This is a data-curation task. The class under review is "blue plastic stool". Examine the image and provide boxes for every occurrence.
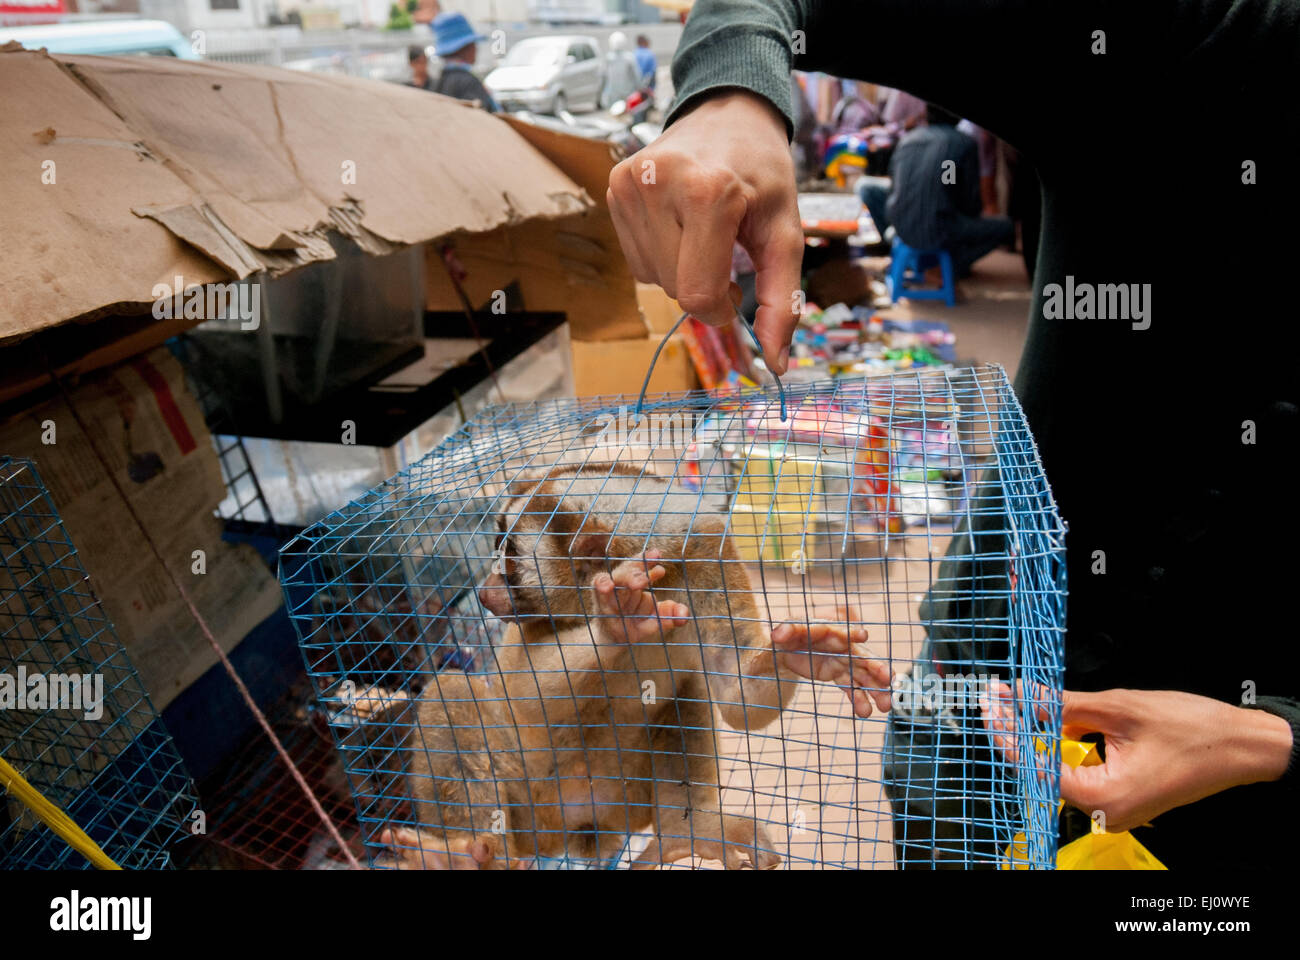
[886,237,957,307]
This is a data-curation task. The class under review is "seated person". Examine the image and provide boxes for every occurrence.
[860,102,1013,277]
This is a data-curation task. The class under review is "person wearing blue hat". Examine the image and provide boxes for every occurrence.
[431,11,498,113]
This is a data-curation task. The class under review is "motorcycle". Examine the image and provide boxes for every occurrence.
[608,88,660,153]
[508,88,661,155]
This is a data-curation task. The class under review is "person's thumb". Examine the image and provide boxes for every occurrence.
[1059,755,1111,814]
[1060,688,1122,735]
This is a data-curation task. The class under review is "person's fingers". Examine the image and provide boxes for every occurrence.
[642,213,684,299]
[748,217,805,376]
[614,157,686,295]
[981,680,1014,716]
[607,181,655,283]
[675,177,748,328]
[979,683,1019,761]
[1062,723,1101,742]
[1010,679,1059,725]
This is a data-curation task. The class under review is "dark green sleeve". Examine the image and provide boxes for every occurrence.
[668,0,1299,150]
[1249,697,1300,788]
[665,0,804,135]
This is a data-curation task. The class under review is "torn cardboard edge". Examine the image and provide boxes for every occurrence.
[1,46,594,341]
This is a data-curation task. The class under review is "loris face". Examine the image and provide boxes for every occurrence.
[477,492,612,625]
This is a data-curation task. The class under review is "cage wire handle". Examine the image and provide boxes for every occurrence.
[634,308,788,422]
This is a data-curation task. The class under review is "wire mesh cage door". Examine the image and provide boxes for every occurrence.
[282,364,1066,870]
[0,458,199,869]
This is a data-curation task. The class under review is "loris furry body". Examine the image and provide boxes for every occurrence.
[388,462,889,869]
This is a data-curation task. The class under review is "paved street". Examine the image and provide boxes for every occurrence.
[204,20,683,109]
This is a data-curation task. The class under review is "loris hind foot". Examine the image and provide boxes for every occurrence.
[631,811,780,870]
[378,826,510,870]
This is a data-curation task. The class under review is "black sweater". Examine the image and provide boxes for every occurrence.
[668,0,1300,868]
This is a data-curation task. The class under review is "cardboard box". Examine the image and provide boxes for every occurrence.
[501,116,647,342]
[571,334,697,399]
[637,282,685,336]
[422,120,647,344]
[0,47,681,405]
[0,46,593,389]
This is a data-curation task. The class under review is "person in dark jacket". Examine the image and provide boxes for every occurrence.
[606,0,1298,870]
[860,102,1014,276]
[430,11,498,113]
[889,103,1012,275]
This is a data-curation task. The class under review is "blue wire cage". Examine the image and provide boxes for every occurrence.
[281,364,1066,870]
[0,457,199,869]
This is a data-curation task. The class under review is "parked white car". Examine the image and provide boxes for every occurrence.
[485,35,603,115]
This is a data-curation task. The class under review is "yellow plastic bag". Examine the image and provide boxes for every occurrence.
[1001,738,1167,870]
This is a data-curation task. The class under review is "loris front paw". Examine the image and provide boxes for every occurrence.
[771,621,894,719]
[591,550,691,645]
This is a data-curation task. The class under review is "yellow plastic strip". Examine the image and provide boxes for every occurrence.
[0,754,121,870]
[1002,738,1166,870]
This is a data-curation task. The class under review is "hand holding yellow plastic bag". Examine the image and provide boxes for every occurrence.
[1002,738,1166,870]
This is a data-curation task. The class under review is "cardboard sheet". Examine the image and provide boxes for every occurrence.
[422,119,646,342]
[0,48,226,340]
[571,334,696,398]
[0,46,592,341]
[499,116,646,341]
